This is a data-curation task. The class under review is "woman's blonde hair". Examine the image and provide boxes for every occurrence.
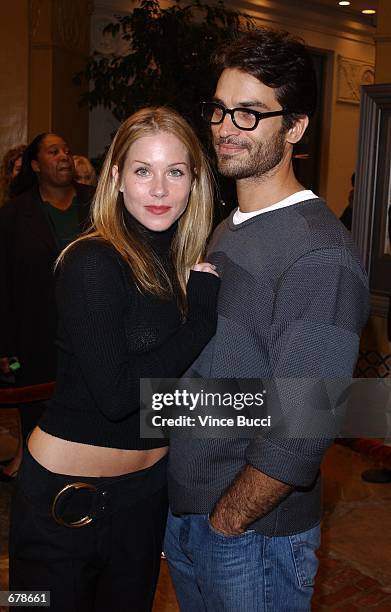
[60,107,214,315]
[73,155,97,186]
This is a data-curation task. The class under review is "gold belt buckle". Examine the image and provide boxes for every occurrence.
[51,482,98,528]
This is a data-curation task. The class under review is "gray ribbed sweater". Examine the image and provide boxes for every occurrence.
[168,198,369,536]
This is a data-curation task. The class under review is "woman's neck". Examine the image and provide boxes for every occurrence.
[123,209,177,256]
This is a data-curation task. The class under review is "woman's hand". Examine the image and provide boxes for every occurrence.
[191,262,219,277]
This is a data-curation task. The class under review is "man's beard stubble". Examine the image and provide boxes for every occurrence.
[214,127,286,180]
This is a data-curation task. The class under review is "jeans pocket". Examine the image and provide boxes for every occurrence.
[288,524,321,587]
[206,515,255,540]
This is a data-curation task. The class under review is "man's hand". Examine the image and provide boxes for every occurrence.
[209,504,246,536]
[209,464,292,536]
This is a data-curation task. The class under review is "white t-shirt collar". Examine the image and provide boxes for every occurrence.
[232,190,318,225]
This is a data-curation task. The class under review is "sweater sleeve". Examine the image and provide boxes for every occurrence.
[245,248,369,487]
[57,240,219,422]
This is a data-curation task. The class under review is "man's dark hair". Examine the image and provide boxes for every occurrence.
[213,28,317,129]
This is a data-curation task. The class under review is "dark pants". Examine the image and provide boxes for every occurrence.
[9,449,168,612]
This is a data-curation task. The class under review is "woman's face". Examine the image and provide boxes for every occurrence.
[32,134,74,188]
[75,164,94,186]
[11,156,23,179]
[113,132,193,232]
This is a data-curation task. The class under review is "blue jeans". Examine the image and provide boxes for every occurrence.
[164,511,320,612]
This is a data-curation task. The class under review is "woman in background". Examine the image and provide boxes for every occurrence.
[0,144,26,206]
[73,154,97,186]
[10,107,219,612]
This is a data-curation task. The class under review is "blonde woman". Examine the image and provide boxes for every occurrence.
[10,107,219,612]
[73,154,97,186]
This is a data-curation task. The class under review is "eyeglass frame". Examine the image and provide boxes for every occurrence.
[200,101,292,131]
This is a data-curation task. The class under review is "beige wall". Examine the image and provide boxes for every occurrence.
[0,1,29,161]
[327,105,359,210]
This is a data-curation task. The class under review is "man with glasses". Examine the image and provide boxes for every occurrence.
[165,28,369,611]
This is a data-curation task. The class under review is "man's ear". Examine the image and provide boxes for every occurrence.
[112,165,123,192]
[285,115,309,145]
[31,159,40,173]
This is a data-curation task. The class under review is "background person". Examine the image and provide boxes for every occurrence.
[73,154,97,186]
[0,144,26,206]
[0,133,94,479]
[9,107,219,612]
[340,172,355,231]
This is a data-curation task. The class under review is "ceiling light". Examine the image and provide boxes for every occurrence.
[338,1,350,6]
[362,9,376,14]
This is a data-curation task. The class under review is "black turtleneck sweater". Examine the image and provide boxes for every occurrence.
[39,216,219,449]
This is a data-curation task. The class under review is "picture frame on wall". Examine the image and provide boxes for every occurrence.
[353,83,391,317]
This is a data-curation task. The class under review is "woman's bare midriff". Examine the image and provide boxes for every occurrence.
[27,427,168,477]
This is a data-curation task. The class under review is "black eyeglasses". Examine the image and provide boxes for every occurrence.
[200,101,291,131]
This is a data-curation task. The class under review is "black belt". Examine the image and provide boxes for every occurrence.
[21,449,167,529]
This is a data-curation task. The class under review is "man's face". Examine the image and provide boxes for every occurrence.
[212,68,288,180]
[32,134,75,188]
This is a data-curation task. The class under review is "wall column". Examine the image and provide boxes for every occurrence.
[0,1,29,160]
[29,0,91,154]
